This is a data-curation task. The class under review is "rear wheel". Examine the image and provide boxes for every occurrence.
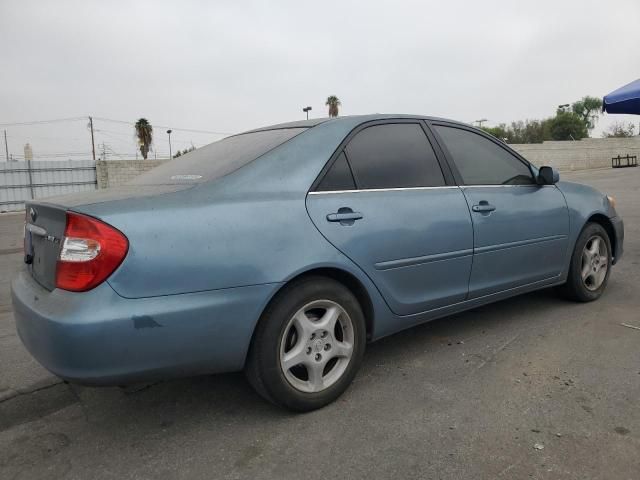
[245,276,366,412]
[560,223,612,302]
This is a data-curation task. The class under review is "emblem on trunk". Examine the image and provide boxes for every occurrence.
[170,174,202,180]
[29,207,37,222]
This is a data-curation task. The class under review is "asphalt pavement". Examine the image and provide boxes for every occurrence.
[0,167,638,480]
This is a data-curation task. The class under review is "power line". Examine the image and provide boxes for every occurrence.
[92,116,231,135]
[6,133,89,142]
[10,152,92,159]
[0,116,226,161]
[96,128,200,147]
[93,128,134,137]
[0,116,87,127]
[98,142,129,160]
[12,150,91,155]
[0,115,231,136]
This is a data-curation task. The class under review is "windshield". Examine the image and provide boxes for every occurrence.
[130,128,305,185]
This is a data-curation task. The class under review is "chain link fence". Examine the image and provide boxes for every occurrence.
[0,160,96,212]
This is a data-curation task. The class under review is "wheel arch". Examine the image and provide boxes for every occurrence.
[288,268,374,341]
[255,267,376,344]
[586,213,617,260]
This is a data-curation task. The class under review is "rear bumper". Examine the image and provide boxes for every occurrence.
[11,269,280,385]
[611,216,624,264]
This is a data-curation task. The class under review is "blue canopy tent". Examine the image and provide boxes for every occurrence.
[603,79,640,114]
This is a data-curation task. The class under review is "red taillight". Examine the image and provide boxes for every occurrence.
[55,212,128,292]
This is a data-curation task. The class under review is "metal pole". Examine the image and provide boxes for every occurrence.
[26,157,35,199]
[3,130,8,161]
[89,116,96,161]
[167,129,172,159]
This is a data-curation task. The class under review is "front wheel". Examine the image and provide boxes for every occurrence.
[559,223,612,302]
[245,276,366,412]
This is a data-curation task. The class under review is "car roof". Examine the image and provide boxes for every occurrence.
[239,114,471,135]
[241,118,331,134]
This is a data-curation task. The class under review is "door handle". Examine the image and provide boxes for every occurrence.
[472,201,496,213]
[326,207,363,225]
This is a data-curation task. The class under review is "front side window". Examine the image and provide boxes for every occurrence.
[344,123,445,189]
[433,126,535,185]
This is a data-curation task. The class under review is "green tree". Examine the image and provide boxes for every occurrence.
[480,123,507,140]
[325,95,341,117]
[482,119,552,144]
[173,146,196,159]
[481,125,509,140]
[571,96,602,131]
[134,118,153,160]
[548,111,588,141]
[507,119,552,144]
[478,95,602,144]
[603,121,636,138]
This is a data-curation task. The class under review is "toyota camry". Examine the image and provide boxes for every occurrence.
[12,115,624,411]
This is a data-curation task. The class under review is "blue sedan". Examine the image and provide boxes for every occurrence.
[12,115,624,411]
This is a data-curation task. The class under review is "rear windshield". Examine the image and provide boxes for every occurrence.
[130,128,305,185]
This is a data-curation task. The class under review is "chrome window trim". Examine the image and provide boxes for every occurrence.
[461,184,554,188]
[462,184,538,188]
[308,186,460,195]
[308,184,555,194]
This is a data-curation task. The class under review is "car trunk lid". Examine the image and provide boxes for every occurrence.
[24,202,67,291]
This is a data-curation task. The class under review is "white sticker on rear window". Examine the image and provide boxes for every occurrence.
[170,174,202,180]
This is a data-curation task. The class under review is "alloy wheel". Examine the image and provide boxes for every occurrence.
[279,300,355,393]
[580,235,609,291]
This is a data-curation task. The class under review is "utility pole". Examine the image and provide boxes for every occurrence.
[167,129,172,160]
[3,130,8,162]
[88,116,96,161]
[474,118,488,128]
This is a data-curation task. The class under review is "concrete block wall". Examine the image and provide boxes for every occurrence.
[96,160,166,189]
[92,137,640,189]
[510,137,640,171]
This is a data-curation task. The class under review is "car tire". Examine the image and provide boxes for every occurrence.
[559,222,612,302]
[245,276,366,412]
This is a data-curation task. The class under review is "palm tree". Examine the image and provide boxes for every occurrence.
[325,96,341,118]
[134,118,153,160]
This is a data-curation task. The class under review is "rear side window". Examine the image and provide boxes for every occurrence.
[433,126,535,185]
[344,123,445,189]
[316,153,356,191]
[130,128,304,185]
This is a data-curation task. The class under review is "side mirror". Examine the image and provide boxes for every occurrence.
[538,166,559,185]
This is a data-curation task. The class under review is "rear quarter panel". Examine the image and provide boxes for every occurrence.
[86,192,347,298]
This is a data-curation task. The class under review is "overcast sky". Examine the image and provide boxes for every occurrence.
[1,0,639,160]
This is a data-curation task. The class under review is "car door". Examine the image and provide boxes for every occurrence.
[306,120,474,316]
[430,122,570,298]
